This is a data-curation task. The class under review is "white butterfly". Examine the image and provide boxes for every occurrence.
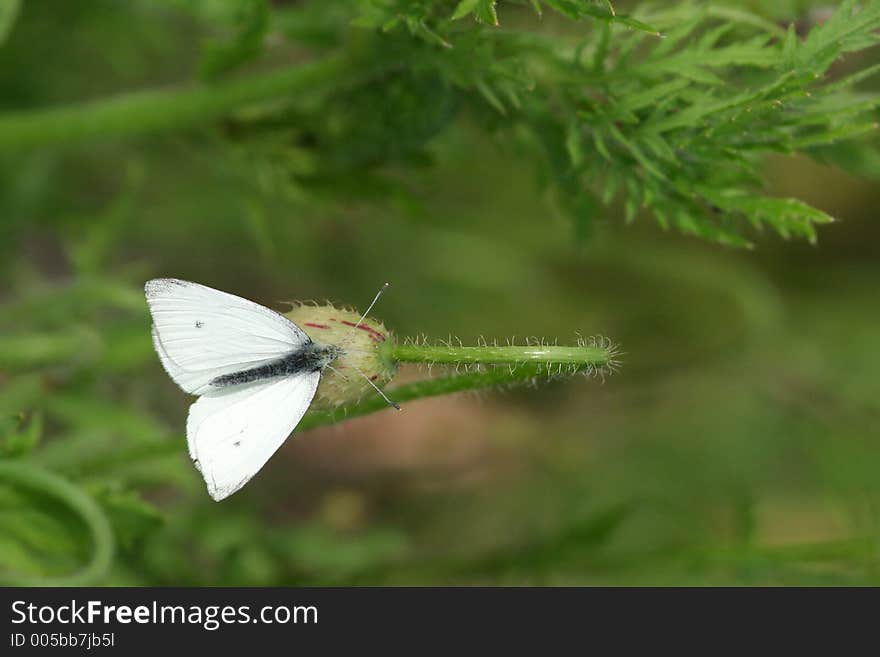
[145,278,394,501]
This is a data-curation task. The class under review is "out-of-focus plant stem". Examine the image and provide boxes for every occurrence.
[0,54,348,151]
[0,461,114,585]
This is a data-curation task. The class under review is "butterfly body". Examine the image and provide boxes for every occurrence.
[210,342,343,389]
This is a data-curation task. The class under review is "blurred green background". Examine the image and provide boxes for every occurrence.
[1,0,879,586]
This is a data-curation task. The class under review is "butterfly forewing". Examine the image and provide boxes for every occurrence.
[145,278,310,395]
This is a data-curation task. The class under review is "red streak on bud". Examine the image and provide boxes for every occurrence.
[341,320,385,342]
[304,322,330,329]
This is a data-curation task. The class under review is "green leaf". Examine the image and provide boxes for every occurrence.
[791,0,880,75]
[540,1,660,34]
[452,0,499,26]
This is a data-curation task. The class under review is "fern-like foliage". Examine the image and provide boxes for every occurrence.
[130,1,880,244]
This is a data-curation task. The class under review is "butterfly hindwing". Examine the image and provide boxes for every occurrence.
[186,371,321,501]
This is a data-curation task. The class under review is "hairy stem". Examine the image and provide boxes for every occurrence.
[388,342,613,367]
[302,338,616,430]
[301,363,557,430]
[0,55,347,150]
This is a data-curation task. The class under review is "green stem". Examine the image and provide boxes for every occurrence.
[388,342,613,366]
[0,461,114,586]
[301,363,547,430]
[302,339,616,430]
[0,55,347,150]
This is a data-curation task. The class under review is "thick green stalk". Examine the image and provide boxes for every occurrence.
[302,338,616,430]
[0,55,347,150]
[388,343,612,367]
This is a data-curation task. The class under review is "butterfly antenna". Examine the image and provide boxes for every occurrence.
[352,364,401,411]
[354,282,390,329]
[334,282,399,410]
[326,363,401,411]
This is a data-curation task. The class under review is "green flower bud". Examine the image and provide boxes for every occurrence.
[284,303,397,409]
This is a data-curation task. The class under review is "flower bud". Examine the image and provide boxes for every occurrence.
[284,302,396,409]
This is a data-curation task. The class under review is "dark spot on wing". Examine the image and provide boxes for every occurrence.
[233,440,241,447]
[195,320,204,328]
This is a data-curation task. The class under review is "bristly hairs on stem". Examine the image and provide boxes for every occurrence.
[300,333,619,430]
